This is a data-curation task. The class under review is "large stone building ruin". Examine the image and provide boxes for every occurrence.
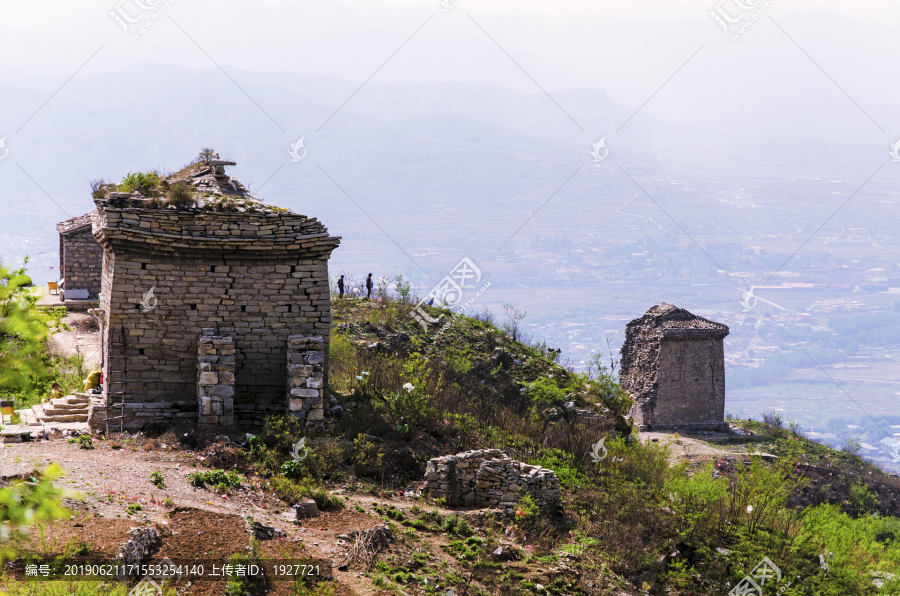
[57,213,103,300]
[70,154,339,431]
[619,303,729,432]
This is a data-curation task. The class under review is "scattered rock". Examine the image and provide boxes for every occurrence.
[294,500,319,519]
[247,519,285,540]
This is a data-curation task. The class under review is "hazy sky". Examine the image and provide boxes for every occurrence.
[2,0,899,134]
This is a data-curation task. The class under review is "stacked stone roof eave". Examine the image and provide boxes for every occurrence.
[90,201,341,259]
[631,302,729,340]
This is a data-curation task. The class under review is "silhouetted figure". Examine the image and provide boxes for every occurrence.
[366,273,373,299]
[337,274,345,299]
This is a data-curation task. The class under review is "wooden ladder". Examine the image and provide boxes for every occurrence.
[105,324,128,435]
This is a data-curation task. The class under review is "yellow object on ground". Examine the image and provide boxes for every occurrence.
[84,371,101,390]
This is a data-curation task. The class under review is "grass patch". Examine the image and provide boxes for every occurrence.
[187,469,242,490]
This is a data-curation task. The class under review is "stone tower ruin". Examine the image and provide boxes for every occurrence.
[619,303,729,432]
[88,155,340,431]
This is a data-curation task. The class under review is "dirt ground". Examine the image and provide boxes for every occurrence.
[640,429,757,466]
[47,312,101,369]
[0,435,457,596]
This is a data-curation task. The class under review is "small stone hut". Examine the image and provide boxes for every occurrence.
[57,212,103,299]
[424,449,561,513]
[619,303,729,432]
[89,155,340,430]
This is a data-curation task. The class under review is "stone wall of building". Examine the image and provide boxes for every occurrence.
[286,334,325,425]
[58,213,103,298]
[655,337,726,429]
[198,331,236,427]
[424,450,561,513]
[92,191,340,431]
[620,303,729,431]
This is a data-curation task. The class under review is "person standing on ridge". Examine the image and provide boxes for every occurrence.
[337,274,345,299]
[366,273,373,299]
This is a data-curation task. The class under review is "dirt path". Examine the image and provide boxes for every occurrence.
[47,312,101,369]
[640,429,756,466]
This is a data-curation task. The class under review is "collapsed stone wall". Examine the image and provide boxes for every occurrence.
[619,313,663,428]
[92,191,340,431]
[286,334,325,424]
[198,331,236,427]
[424,450,561,513]
[58,215,103,297]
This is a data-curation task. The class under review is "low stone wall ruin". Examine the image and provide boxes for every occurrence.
[425,449,561,513]
[286,334,326,424]
[198,331,236,427]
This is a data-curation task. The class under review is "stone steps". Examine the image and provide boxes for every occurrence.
[17,408,40,427]
[28,405,89,423]
[18,394,91,425]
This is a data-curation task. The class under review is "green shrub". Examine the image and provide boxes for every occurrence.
[188,469,242,490]
[150,471,165,488]
[77,435,93,450]
[442,514,473,537]
[528,449,585,490]
[513,494,539,524]
[118,171,159,195]
[281,459,304,480]
[524,378,566,409]
[351,434,384,477]
[125,503,142,514]
[247,434,265,455]
[267,477,343,511]
[849,481,878,513]
[0,465,70,563]
[165,182,194,208]
[1,259,69,405]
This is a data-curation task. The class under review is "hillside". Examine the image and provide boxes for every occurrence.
[0,294,898,595]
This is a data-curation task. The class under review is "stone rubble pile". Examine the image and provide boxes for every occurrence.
[475,457,561,512]
[246,519,286,540]
[287,334,326,425]
[198,331,236,427]
[425,449,504,507]
[425,449,561,514]
[116,526,160,570]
